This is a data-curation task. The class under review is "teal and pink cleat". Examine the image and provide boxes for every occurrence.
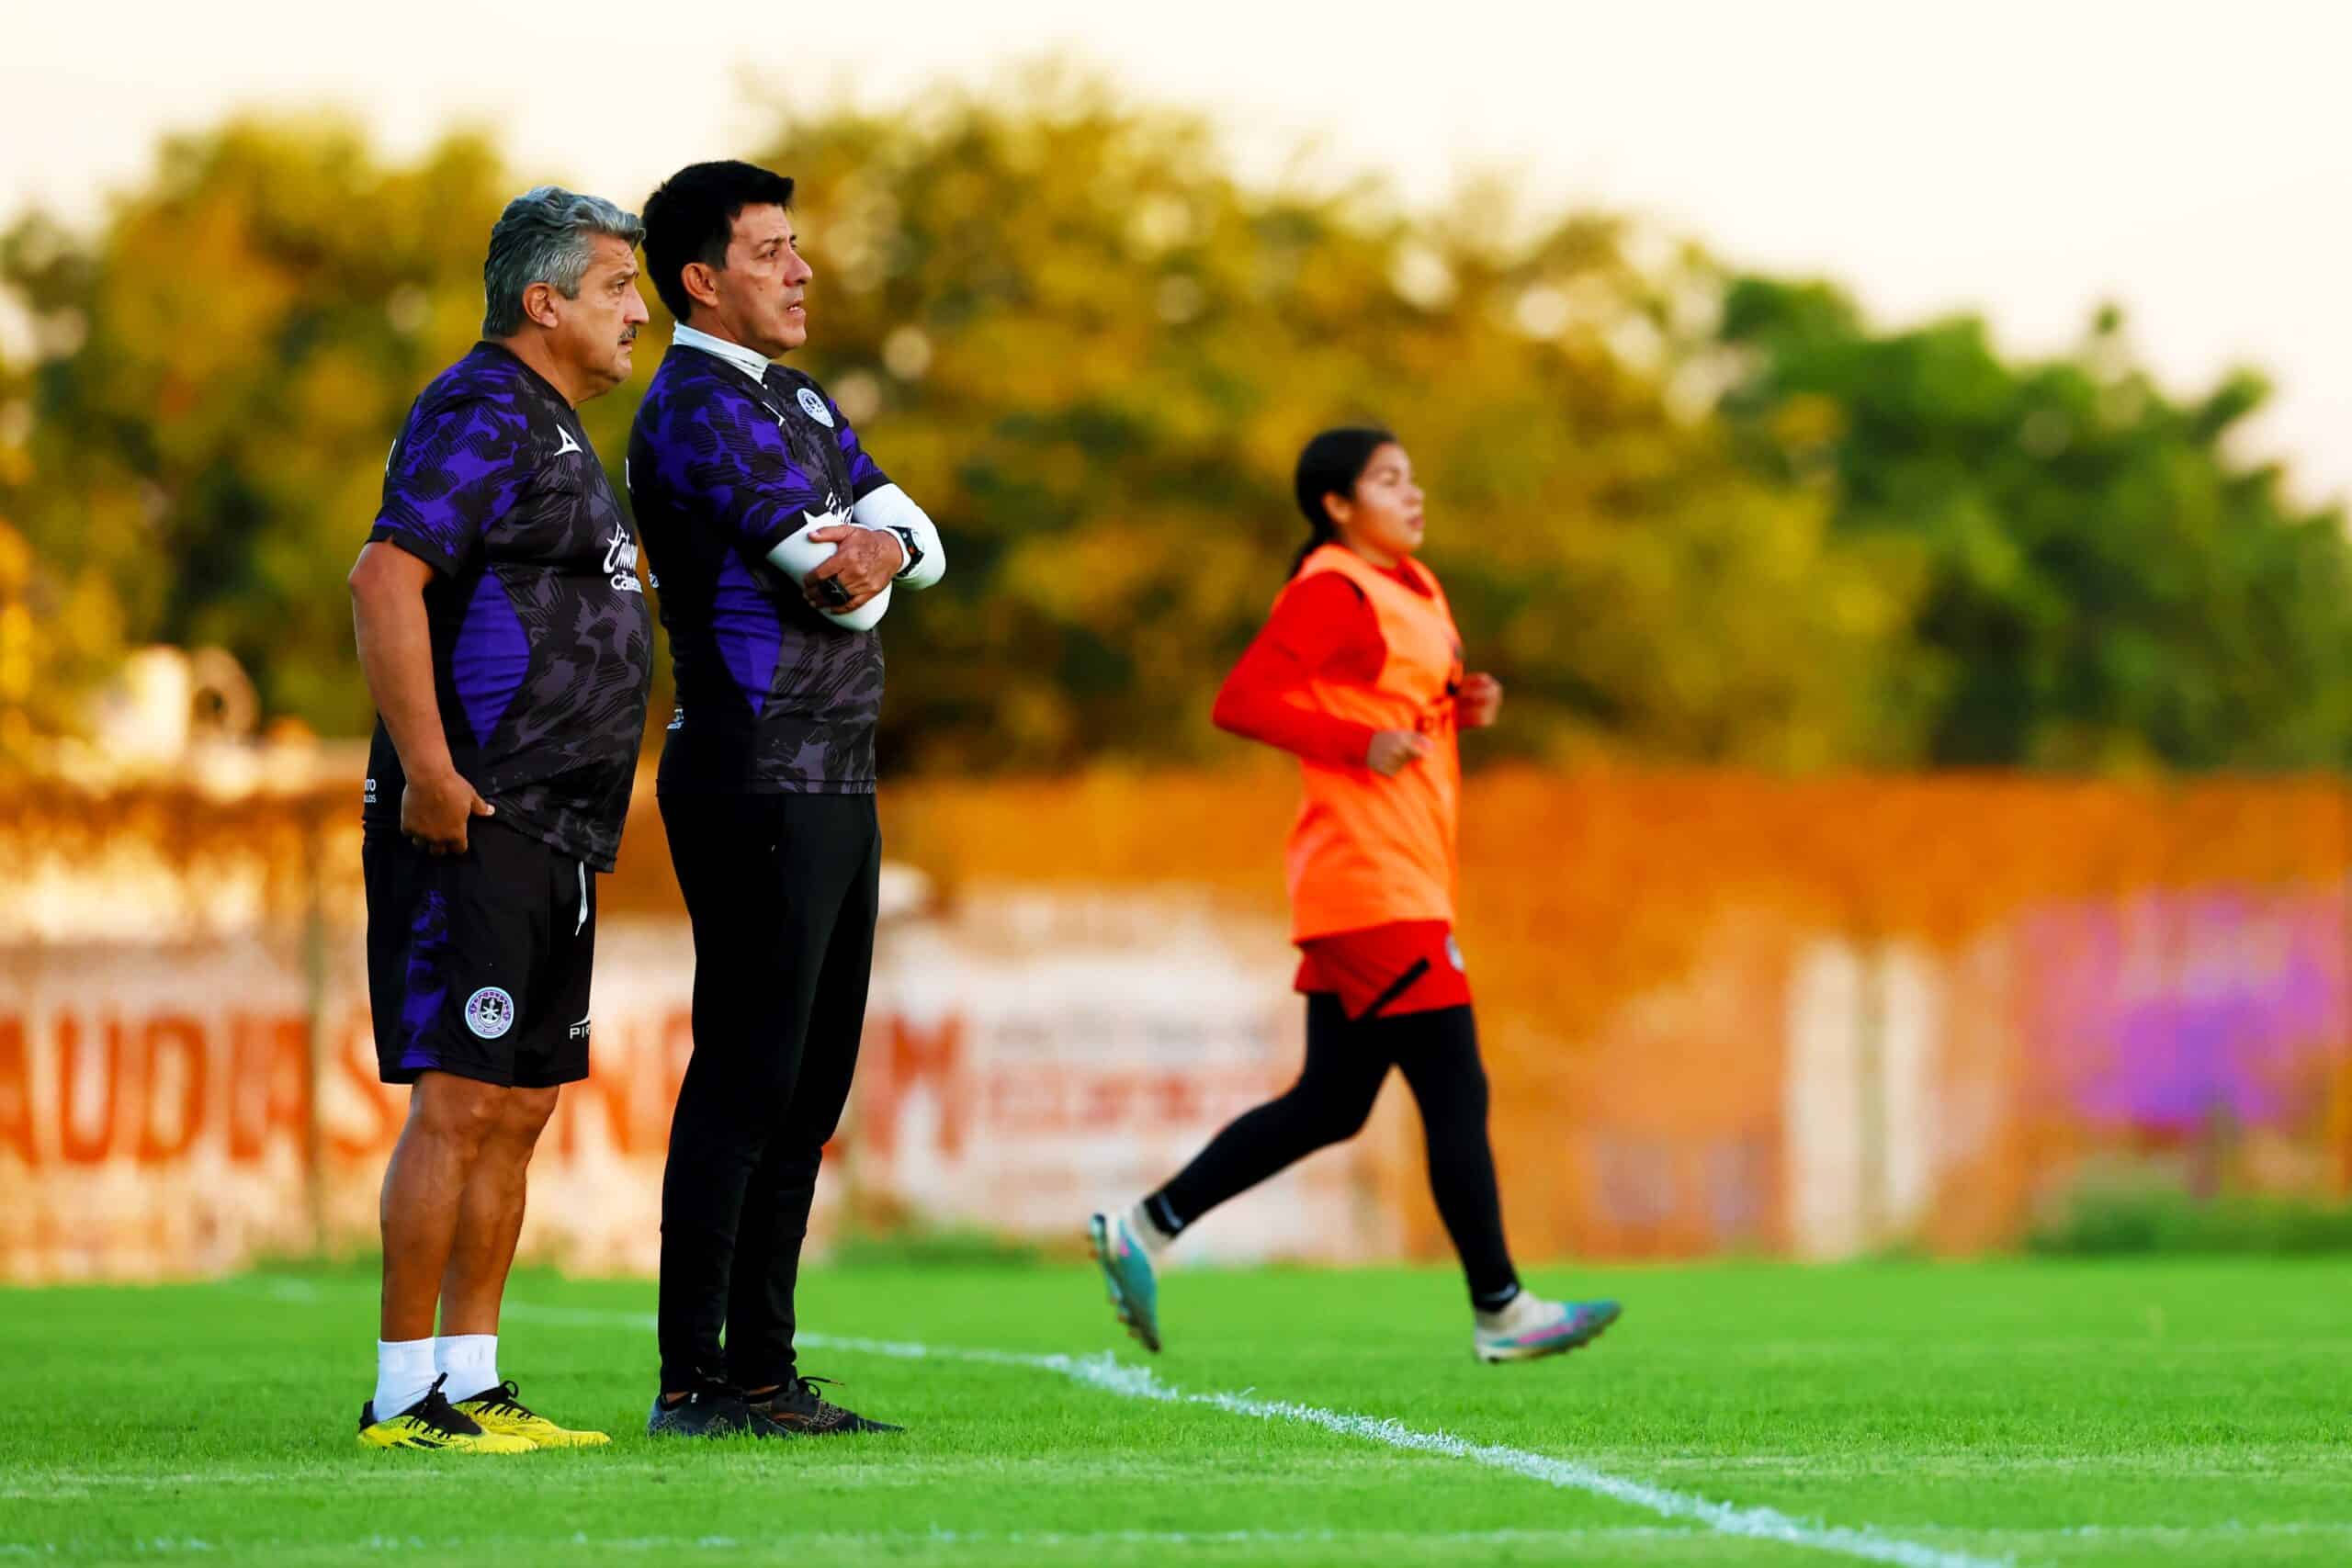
[1087,1211,1162,1353]
[1473,1296,1622,1364]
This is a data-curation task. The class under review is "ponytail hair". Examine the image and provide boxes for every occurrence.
[1287,425,1396,578]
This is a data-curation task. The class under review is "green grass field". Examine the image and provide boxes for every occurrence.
[4,1258,2347,1566]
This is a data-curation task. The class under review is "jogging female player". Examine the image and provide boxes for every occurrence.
[1089,428,1622,1364]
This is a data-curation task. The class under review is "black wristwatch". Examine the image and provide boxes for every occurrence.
[888,525,923,580]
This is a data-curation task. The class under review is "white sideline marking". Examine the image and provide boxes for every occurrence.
[21,1528,2352,1562]
[503,1303,2008,1568]
[0,1529,1702,1557]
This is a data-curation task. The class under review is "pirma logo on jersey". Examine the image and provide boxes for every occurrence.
[603,525,643,592]
[464,987,516,1040]
[796,387,834,427]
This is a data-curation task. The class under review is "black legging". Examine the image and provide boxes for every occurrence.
[1148,996,1521,1308]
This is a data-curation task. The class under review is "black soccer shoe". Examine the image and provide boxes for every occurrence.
[645,1387,754,1439]
[748,1374,903,1436]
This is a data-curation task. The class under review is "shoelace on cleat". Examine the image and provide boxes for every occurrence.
[405,1375,489,1438]
[762,1374,860,1431]
[462,1380,540,1421]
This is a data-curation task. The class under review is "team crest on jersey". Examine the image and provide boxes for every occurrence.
[464,987,516,1040]
[796,387,834,427]
[1446,935,1466,972]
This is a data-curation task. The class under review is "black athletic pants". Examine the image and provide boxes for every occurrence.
[656,791,879,1393]
[1148,996,1521,1308]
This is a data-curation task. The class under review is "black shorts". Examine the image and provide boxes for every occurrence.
[363,820,596,1089]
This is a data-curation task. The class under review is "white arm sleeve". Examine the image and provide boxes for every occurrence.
[850,483,946,591]
[765,513,893,632]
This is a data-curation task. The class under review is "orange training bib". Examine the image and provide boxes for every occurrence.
[1279,543,1464,942]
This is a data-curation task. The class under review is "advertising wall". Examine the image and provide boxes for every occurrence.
[6,769,2348,1280]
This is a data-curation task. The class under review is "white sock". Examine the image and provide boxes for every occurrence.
[1476,1289,1546,1334]
[1124,1201,1176,1258]
[435,1334,499,1402]
[373,1337,438,1421]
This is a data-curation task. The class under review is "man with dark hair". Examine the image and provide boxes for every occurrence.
[629,159,944,1438]
[349,186,653,1452]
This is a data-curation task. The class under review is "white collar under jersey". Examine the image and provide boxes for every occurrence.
[670,322,772,384]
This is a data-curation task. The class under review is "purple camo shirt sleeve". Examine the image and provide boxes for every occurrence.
[647,378,831,549]
[828,398,892,502]
[369,395,536,575]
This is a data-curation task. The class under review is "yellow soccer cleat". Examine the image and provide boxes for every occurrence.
[452,1381,612,1448]
[358,1374,536,1453]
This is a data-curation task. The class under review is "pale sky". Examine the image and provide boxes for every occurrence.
[7,0,2347,505]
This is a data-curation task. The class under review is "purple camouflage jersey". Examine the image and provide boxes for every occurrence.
[361,342,654,870]
[628,346,893,794]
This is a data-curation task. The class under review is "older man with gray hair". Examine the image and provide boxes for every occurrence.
[347,186,653,1453]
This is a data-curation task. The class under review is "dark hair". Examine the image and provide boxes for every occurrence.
[1288,426,1397,576]
[640,161,797,324]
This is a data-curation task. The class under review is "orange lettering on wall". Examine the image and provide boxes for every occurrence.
[575,1027,641,1157]
[1150,1072,1204,1124]
[227,1015,267,1162]
[0,1016,33,1165]
[137,1014,209,1165]
[329,1019,403,1161]
[550,1078,582,1158]
[659,1009,694,1105]
[56,1014,128,1165]
[227,1014,311,1163]
[856,1015,967,1159]
[552,1013,688,1160]
[1079,1073,1141,1126]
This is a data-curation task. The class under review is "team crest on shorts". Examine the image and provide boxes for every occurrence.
[465,987,516,1040]
[796,387,834,427]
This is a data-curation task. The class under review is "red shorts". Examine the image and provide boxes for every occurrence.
[1295,919,1471,1021]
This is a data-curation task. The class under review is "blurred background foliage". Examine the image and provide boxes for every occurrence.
[1,65,2342,774]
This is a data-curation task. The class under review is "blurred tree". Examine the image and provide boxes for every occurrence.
[0,119,520,739]
[14,74,2337,779]
[2,81,1901,772]
[753,65,1907,773]
[1717,278,2352,769]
